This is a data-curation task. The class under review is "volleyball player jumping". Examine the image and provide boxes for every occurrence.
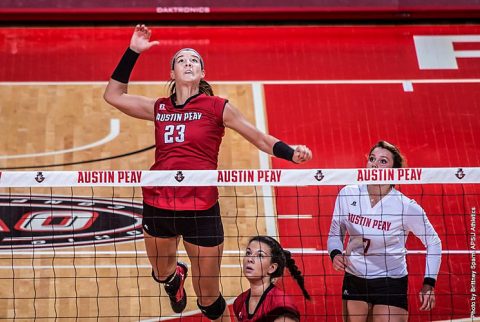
[104,25,312,321]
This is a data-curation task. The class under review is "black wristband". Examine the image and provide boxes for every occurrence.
[111,48,139,84]
[423,277,436,288]
[329,249,342,262]
[273,141,295,161]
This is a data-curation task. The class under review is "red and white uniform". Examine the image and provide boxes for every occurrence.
[233,285,300,322]
[142,93,227,210]
[327,185,442,280]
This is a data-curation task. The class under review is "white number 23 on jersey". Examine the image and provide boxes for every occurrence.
[164,124,186,143]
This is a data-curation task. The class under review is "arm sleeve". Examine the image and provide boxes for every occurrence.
[406,201,442,281]
[328,188,347,256]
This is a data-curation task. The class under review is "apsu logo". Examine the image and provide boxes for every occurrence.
[314,170,324,181]
[35,172,45,183]
[0,195,143,250]
[455,168,465,180]
[175,170,185,182]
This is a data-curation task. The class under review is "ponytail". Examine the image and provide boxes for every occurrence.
[199,79,214,96]
[283,250,311,300]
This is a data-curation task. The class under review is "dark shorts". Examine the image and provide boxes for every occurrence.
[142,202,224,247]
[342,272,408,311]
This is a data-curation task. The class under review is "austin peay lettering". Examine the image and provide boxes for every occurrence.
[156,112,203,122]
[77,171,142,184]
[357,168,422,181]
[348,213,392,231]
[217,170,282,183]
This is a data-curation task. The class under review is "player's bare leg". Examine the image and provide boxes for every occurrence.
[372,305,408,322]
[343,300,370,322]
[184,241,229,321]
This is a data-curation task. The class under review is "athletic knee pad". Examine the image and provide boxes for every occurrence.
[197,294,226,320]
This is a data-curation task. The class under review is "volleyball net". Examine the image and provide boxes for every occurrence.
[0,168,478,321]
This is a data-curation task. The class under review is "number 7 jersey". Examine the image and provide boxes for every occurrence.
[142,93,228,211]
[327,184,442,280]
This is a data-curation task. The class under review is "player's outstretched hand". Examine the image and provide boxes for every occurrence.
[292,145,312,164]
[130,24,159,54]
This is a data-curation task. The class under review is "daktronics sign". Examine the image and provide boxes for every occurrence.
[0,195,143,249]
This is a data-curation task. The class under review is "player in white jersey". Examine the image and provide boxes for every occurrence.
[327,141,442,322]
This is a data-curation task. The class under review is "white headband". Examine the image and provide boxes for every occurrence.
[171,48,204,70]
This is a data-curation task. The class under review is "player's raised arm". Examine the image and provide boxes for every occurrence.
[104,24,160,121]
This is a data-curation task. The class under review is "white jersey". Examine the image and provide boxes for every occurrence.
[327,185,442,280]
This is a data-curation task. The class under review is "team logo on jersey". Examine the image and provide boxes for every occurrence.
[455,168,465,179]
[159,103,166,110]
[314,170,324,181]
[0,195,143,250]
[175,171,185,182]
[35,172,45,183]
[351,201,357,206]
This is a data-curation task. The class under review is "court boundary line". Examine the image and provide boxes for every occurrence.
[435,318,480,322]
[252,81,277,237]
[0,264,242,269]
[278,214,313,219]
[0,249,470,256]
[0,119,120,159]
[0,248,467,270]
[140,298,237,322]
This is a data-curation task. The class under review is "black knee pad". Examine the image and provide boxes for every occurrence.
[197,294,226,320]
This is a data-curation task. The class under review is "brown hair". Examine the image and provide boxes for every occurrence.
[169,48,213,97]
[249,236,311,300]
[369,140,406,168]
[168,79,213,97]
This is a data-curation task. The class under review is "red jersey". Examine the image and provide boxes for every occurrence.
[233,285,300,322]
[142,93,227,210]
